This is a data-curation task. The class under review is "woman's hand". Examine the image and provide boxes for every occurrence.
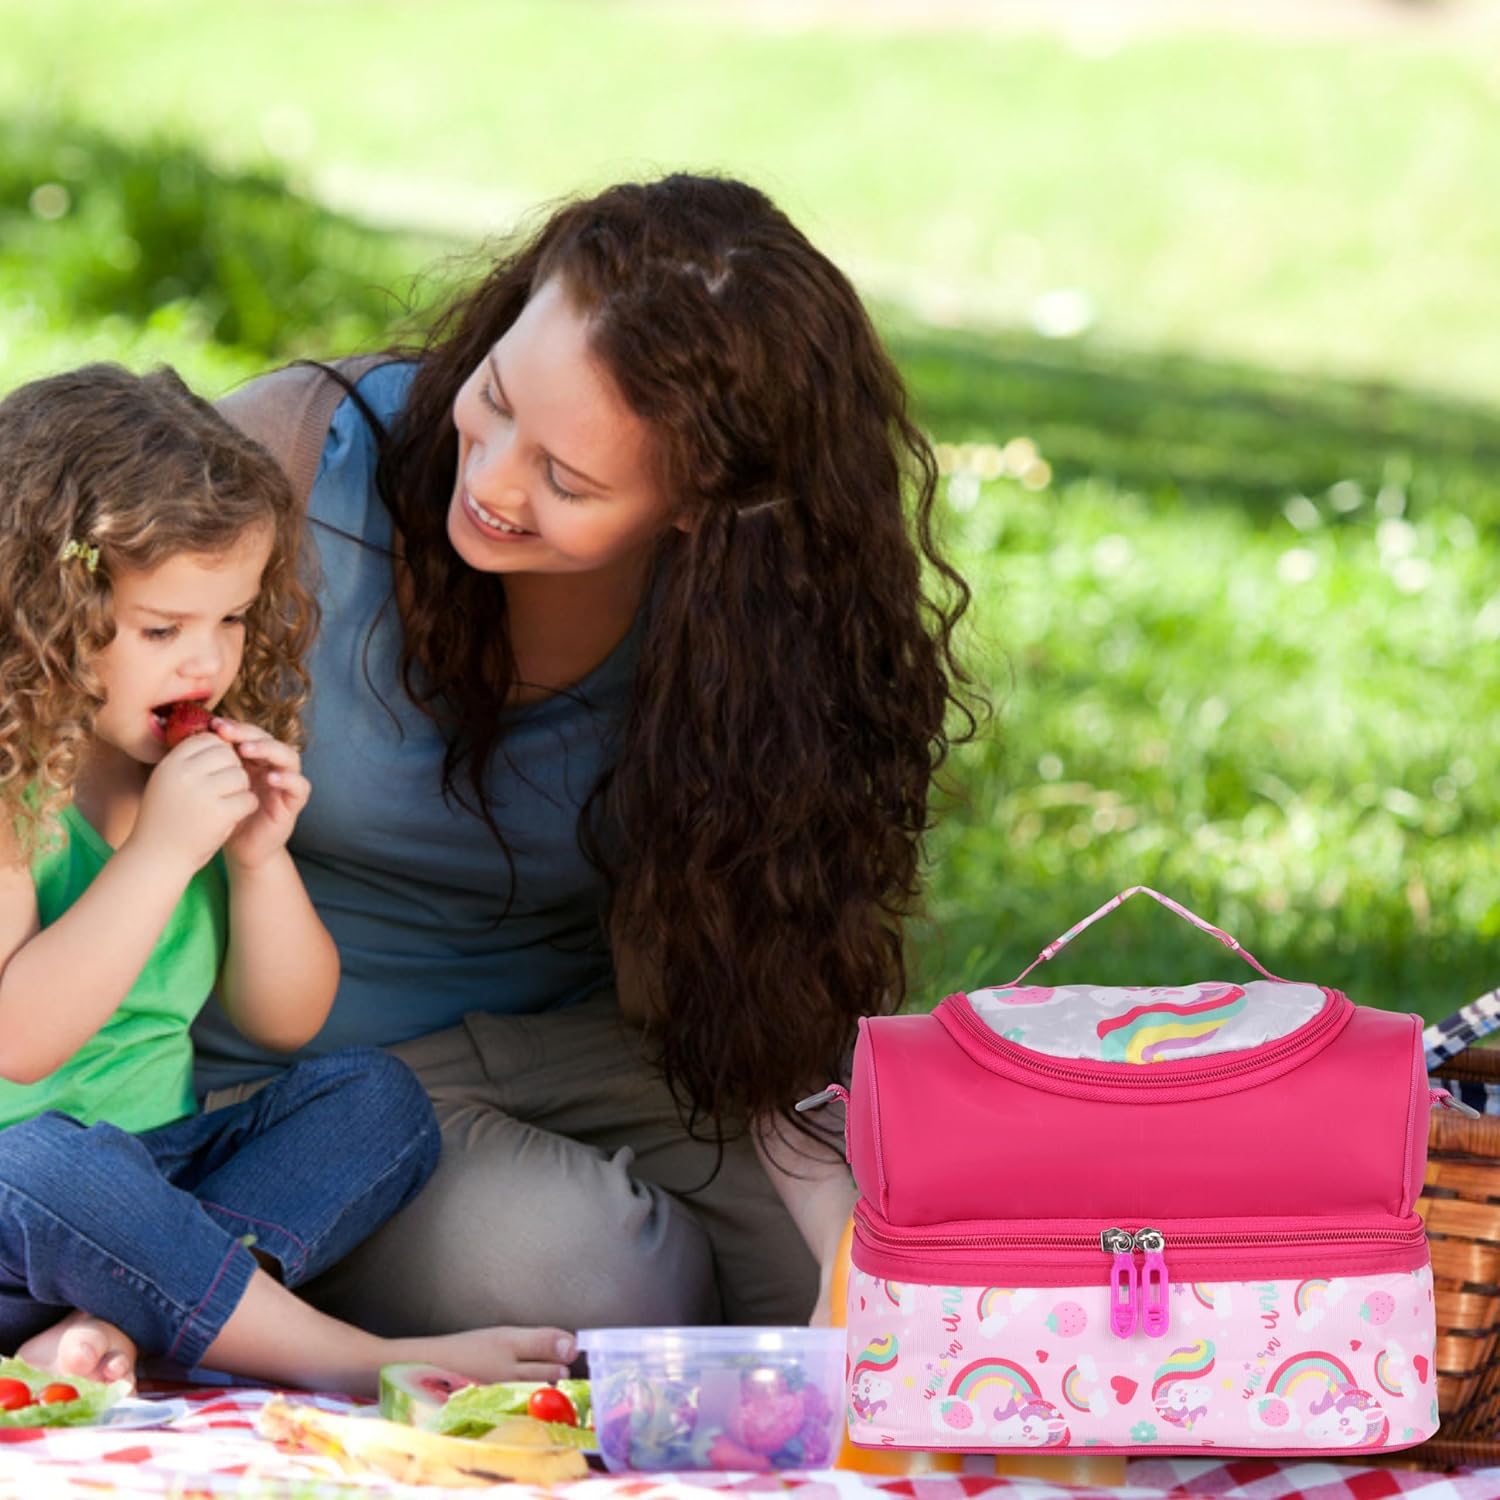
[211,717,312,870]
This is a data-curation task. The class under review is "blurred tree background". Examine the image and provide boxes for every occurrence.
[3,0,1498,1016]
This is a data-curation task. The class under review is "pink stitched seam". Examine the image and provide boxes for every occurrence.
[1400,1012,1420,1217]
[862,1020,890,1220]
[198,1201,310,1255]
[165,1243,244,1363]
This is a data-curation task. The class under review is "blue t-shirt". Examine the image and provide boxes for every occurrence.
[192,363,636,1092]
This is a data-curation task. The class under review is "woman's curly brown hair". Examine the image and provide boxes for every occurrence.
[378,174,976,1139]
[0,364,315,855]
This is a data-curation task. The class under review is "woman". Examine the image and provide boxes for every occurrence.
[195,173,973,1336]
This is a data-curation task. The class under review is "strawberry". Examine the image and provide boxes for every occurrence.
[162,701,214,748]
[1360,1292,1396,1325]
[1046,1301,1088,1337]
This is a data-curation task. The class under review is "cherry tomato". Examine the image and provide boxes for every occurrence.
[39,1384,79,1405]
[0,1378,33,1411]
[526,1386,578,1426]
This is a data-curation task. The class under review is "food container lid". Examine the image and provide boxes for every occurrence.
[578,1326,843,1356]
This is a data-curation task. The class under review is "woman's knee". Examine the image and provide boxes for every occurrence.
[542,1157,720,1327]
[305,1129,720,1334]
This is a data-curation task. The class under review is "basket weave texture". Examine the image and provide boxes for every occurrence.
[1409,1045,1500,1469]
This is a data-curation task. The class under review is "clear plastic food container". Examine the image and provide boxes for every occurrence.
[578,1326,844,1472]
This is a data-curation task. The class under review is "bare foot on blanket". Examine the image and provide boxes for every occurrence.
[389,1325,577,1385]
[16,1310,138,1388]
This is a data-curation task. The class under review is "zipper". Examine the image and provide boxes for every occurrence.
[1134,1227,1169,1338]
[854,1214,1428,1343]
[1102,1227,1137,1338]
[944,989,1346,1088]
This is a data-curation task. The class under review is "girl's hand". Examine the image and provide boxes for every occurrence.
[133,735,260,874]
[210,717,312,871]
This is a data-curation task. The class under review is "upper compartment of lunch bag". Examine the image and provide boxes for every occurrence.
[841,889,1429,1227]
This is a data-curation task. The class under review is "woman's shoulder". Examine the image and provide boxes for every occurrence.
[310,361,417,531]
[319,358,414,454]
[216,359,417,510]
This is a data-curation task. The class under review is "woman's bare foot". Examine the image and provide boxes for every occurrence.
[387,1325,577,1386]
[16,1310,137,1388]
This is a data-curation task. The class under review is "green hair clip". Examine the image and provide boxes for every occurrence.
[61,538,100,574]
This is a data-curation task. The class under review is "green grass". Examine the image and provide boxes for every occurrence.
[887,310,1500,1017]
[2,91,1498,1027]
[0,116,448,392]
[2,0,1499,401]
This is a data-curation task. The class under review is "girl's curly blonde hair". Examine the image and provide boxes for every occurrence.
[0,364,315,856]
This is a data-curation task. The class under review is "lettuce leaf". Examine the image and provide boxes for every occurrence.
[433,1379,592,1443]
[0,1357,130,1428]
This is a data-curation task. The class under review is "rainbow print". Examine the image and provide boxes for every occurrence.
[1061,1364,1094,1412]
[882,1281,909,1311]
[1191,1284,1217,1310]
[853,1334,899,1379]
[1267,1352,1355,1402]
[1095,984,1248,1062]
[1293,1279,1345,1326]
[976,1287,1034,1328]
[1294,1280,1331,1317]
[948,1356,1038,1408]
[1374,1350,1405,1397]
[1152,1339,1216,1393]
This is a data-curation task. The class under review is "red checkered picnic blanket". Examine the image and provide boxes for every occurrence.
[0,1385,1492,1499]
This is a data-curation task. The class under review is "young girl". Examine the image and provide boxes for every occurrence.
[0,365,574,1394]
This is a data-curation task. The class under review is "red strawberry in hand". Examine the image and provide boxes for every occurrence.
[162,701,214,749]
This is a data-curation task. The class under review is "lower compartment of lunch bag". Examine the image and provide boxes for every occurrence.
[844,1266,1438,1454]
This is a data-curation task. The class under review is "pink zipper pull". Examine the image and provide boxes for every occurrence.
[1134,1228,1170,1337]
[1102,1228,1137,1338]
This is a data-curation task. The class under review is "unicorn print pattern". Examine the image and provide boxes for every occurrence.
[845,1267,1436,1452]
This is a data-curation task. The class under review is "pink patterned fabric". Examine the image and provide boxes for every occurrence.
[845,1266,1438,1453]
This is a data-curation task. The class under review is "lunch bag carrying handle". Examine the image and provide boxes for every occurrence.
[1005,885,1289,986]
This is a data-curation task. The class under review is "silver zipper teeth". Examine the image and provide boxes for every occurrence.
[948,993,1343,1087]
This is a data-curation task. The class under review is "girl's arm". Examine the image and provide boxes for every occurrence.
[211,718,337,1051]
[0,835,196,1083]
[753,1114,857,1327]
[0,737,258,1084]
[217,846,338,1051]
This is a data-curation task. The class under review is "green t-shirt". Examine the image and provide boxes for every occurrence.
[0,802,229,1133]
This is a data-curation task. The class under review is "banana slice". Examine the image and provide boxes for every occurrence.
[258,1398,590,1487]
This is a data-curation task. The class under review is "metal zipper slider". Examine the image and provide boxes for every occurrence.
[794,1085,850,1113]
[1430,1086,1482,1120]
[1134,1227,1170,1338]
[1102,1227,1138,1338]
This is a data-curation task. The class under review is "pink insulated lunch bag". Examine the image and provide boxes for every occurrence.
[806,888,1447,1457]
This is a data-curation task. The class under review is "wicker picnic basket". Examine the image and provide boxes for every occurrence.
[1407,1043,1500,1469]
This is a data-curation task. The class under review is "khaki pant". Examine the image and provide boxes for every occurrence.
[205,995,818,1335]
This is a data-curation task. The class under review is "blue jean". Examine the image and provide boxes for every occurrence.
[0,1047,439,1368]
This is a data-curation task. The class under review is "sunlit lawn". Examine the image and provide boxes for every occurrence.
[3,6,1498,1021]
[3,0,1499,400]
